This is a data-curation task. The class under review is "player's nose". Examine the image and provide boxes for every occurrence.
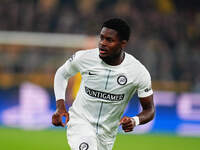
[99,38,107,47]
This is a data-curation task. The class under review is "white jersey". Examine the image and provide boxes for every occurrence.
[54,48,153,140]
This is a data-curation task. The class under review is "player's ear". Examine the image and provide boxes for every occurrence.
[121,40,128,49]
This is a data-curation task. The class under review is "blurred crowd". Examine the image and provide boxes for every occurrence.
[0,0,200,91]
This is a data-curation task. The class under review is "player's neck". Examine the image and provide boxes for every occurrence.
[101,52,125,66]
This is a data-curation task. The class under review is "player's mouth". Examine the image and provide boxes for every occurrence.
[99,48,108,55]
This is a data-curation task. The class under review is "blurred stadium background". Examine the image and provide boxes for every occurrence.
[0,0,200,150]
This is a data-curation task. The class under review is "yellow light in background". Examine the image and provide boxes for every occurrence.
[71,72,81,100]
[156,0,175,14]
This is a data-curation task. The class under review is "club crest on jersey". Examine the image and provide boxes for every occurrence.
[79,142,89,150]
[117,75,127,85]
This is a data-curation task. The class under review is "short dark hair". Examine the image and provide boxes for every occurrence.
[102,18,131,41]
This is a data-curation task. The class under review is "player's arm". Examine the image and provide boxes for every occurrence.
[52,54,79,127]
[120,95,155,132]
[137,95,155,124]
[120,67,155,132]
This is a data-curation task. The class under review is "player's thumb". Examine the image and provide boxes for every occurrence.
[64,113,69,125]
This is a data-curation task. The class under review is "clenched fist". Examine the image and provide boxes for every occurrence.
[52,109,69,127]
[119,116,136,132]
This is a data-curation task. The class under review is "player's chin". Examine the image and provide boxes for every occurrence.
[99,53,108,58]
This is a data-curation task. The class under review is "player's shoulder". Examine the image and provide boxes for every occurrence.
[75,48,98,56]
[71,48,99,67]
[125,52,143,68]
[125,52,150,74]
[74,48,98,59]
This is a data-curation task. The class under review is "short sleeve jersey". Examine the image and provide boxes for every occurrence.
[55,48,153,139]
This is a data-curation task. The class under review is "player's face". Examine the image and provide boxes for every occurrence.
[98,27,125,58]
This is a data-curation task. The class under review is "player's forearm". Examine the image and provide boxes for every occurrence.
[137,108,155,125]
[137,95,155,125]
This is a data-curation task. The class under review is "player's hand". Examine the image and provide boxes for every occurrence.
[52,109,69,127]
[119,116,135,132]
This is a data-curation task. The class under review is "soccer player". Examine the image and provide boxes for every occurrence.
[52,18,155,150]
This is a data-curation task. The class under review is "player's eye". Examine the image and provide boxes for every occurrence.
[100,35,104,40]
[107,38,113,42]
